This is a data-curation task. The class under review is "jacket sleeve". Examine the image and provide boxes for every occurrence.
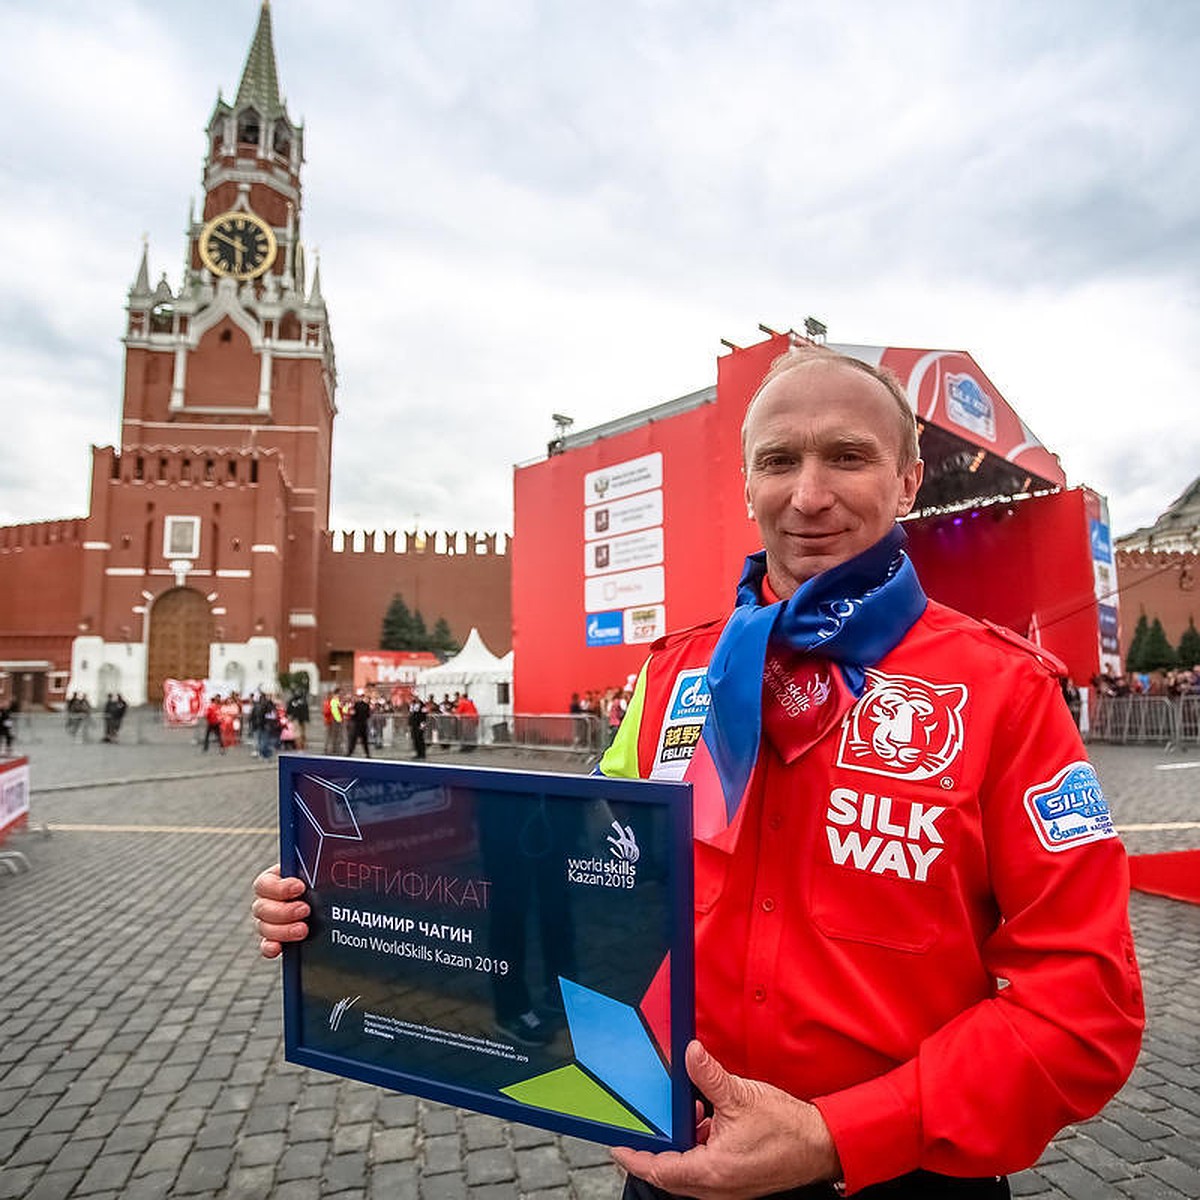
[814,666,1145,1192]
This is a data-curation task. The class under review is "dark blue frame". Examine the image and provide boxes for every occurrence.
[279,755,695,1152]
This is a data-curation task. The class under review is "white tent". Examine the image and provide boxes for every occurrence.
[416,628,512,715]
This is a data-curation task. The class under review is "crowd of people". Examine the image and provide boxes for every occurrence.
[319,687,481,758]
[1092,667,1200,697]
[568,685,632,746]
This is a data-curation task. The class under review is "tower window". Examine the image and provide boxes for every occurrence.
[150,303,173,333]
[238,110,261,147]
[220,328,232,344]
[273,125,291,159]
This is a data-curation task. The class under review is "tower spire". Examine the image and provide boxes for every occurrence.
[235,1,284,118]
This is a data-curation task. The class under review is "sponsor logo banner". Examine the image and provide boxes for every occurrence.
[584,453,663,507]
[1089,519,1114,564]
[585,528,665,577]
[1098,604,1120,655]
[1023,761,1115,852]
[945,373,996,442]
[624,605,665,645]
[837,670,967,781]
[586,610,624,647]
[584,566,665,612]
[585,492,664,542]
[649,669,711,780]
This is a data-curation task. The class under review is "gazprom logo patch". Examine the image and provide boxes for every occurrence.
[586,611,623,647]
[1023,761,1116,852]
[669,670,711,720]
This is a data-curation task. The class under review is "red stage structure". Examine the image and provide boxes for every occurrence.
[513,330,1119,712]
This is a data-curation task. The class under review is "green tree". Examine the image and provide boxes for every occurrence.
[278,669,310,695]
[432,617,459,657]
[1178,617,1200,669]
[1125,612,1149,672]
[381,594,417,650]
[412,608,429,647]
[1142,617,1177,672]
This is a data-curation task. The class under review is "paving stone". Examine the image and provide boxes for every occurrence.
[422,1132,463,1175]
[367,1160,419,1196]
[333,1120,372,1154]
[465,1144,516,1185]
[370,1124,417,1162]
[133,1135,192,1177]
[516,1144,571,1192]
[236,1129,286,1167]
[174,1146,235,1194]
[277,1141,328,1182]
[24,1169,89,1200]
[324,1150,369,1191]
[224,1163,277,1197]
[5,1128,71,1166]
[0,1165,43,1200]
[76,1150,139,1193]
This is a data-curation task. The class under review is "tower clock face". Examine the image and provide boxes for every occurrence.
[198,211,278,280]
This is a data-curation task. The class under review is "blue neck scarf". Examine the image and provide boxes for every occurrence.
[702,526,927,821]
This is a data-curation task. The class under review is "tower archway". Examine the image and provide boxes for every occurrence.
[147,587,213,704]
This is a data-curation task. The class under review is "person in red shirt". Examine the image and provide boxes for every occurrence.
[252,346,1143,1198]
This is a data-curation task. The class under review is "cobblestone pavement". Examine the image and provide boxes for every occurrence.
[1,720,1198,1199]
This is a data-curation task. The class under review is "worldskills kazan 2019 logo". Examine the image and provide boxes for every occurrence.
[566,820,640,890]
[837,670,967,782]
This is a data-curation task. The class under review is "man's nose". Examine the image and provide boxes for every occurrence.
[789,463,834,512]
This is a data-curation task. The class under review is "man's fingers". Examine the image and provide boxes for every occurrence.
[255,918,309,944]
[251,897,310,925]
[253,864,307,901]
[686,1040,739,1111]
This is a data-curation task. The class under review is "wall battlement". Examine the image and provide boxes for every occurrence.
[99,445,284,487]
[325,530,510,556]
[1117,548,1198,572]
[0,518,86,552]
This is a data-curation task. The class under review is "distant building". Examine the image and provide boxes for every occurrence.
[1115,476,1200,664]
[0,4,509,709]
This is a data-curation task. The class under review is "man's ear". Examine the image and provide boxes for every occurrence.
[896,459,924,517]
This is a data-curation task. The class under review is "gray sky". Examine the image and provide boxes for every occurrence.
[2,0,1196,538]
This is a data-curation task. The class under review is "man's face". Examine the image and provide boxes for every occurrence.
[743,360,924,598]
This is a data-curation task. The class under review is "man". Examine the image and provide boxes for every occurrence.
[407,694,428,760]
[253,346,1143,1197]
[345,689,372,757]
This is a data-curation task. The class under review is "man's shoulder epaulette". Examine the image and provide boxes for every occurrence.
[982,619,1067,678]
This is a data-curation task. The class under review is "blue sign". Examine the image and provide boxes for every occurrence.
[586,611,623,647]
[1098,604,1120,654]
[1090,519,1113,564]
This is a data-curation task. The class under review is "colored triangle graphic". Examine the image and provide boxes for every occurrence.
[501,1064,653,1135]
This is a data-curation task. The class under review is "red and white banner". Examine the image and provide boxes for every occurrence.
[163,678,206,726]
[0,756,30,845]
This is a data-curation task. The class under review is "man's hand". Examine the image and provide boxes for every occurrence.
[252,863,310,958]
[611,1041,841,1200]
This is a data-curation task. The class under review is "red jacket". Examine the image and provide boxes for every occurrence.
[600,599,1143,1193]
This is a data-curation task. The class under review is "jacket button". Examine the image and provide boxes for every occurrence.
[768,813,783,830]
[761,897,775,912]
[753,986,766,1002]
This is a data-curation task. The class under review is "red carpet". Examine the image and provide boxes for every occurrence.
[1129,850,1200,905]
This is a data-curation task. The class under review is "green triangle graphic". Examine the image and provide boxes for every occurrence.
[501,1064,653,1134]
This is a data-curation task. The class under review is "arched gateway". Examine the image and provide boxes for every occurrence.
[147,587,212,703]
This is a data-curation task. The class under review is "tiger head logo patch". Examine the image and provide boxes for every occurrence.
[837,669,967,781]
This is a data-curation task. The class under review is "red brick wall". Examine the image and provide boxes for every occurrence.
[318,532,511,657]
[1116,550,1200,662]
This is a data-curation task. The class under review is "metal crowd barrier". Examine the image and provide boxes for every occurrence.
[1086,695,1189,748]
[423,712,605,754]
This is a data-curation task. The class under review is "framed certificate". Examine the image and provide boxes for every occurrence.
[279,756,695,1152]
